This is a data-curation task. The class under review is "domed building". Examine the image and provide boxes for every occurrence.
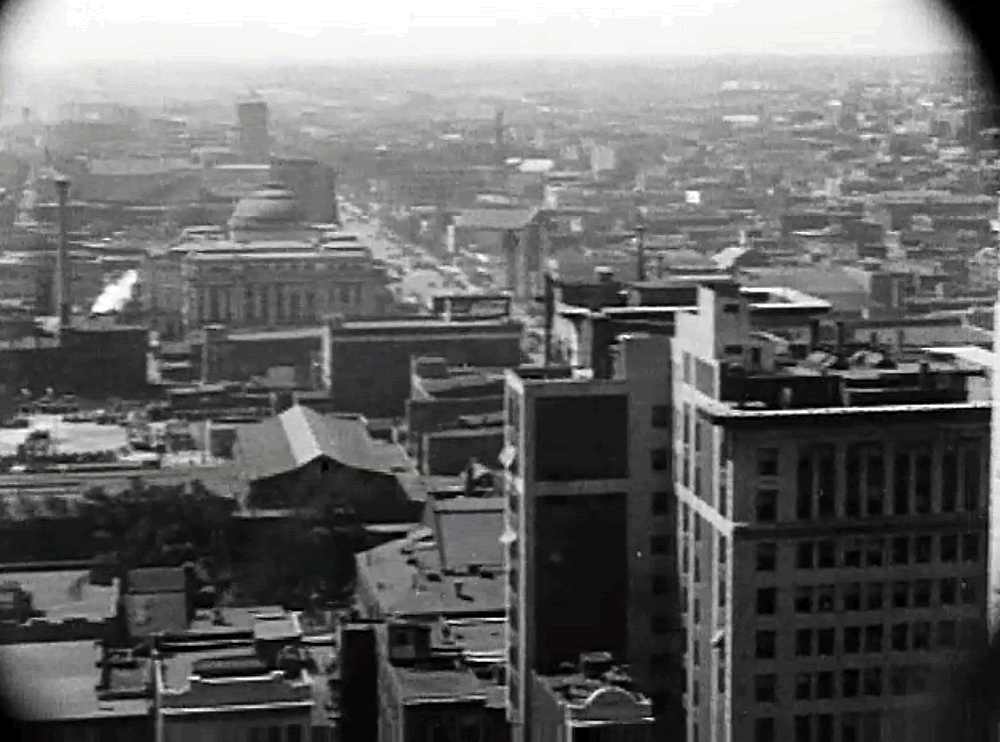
[228,183,318,243]
[173,181,394,334]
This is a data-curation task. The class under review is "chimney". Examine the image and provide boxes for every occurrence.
[54,177,71,325]
[635,224,646,282]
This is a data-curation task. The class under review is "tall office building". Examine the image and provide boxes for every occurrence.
[503,333,683,742]
[236,98,270,164]
[672,280,989,742]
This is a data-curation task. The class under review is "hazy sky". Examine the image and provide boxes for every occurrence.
[1,0,969,72]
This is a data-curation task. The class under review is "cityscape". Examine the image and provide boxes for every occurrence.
[0,3,997,742]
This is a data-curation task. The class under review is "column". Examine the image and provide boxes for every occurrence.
[230,286,242,325]
[268,284,279,324]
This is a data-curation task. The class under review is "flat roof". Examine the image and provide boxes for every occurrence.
[1,569,118,621]
[0,641,149,721]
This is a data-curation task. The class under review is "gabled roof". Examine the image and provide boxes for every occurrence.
[237,404,408,481]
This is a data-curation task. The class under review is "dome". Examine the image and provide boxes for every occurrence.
[229,183,299,228]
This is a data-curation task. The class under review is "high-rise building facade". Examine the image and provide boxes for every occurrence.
[672,280,990,742]
[503,334,684,742]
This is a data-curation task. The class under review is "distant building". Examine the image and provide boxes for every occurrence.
[236,99,271,164]
[235,403,422,523]
[153,608,331,742]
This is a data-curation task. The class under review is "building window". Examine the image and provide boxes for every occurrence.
[756,543,777,572]
[796,629,813,657]
[963,533,980,562]
[651,535,670,555]
[913,621,931,650]
[892,581,909,608]
[795,716,812,742]
[891,623,909,651]
[914,580,932,608]
[653,491,670,515]
[891,536,909,565]
[758,448,779,476]
[796,673,813,700]
[817,672,834,699]
[796,542,814,569]
[866,582,883,610]
[692,681,701,707]
[844,626,861,653]
[817,715,833,742]
[817,540,835,568]
[818,628,834,656]
[795,586,814,614]
[942,446,958,512]
[962,443,981,511]
[817,585,835,612]
[756,489,778,522]
[941,535,958,562]
[755,674,778,703]
[961,578,979,605]
[843,540,862,568]
[915,535,932,563]
[863,668,882,697]
[865,625,883,653]
[757,588,777,615]
[866,538,884,567]
[652,405,670,428]
[756,719,776,742]
[915,447,932,514]
[841,714,860,742]
[756,630,776,659]
[797,449,813,520]
[843,582,861,611]
[894,450,911,515]
[693,598,701,623]
[940,578,957,605]
[842,669,860,698]
[287,727,304,742]
[652,448,669,471]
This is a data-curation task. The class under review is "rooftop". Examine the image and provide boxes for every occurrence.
[391,666,486,705]
[0,641,149,721]
[127,566,186,594]
[0,571,112,625]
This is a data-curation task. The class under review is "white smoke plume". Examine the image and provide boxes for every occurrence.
[91,269,138,315]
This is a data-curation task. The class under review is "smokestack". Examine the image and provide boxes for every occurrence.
[54,177,71,326]
[635,224,646,282]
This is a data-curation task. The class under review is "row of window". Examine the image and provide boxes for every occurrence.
[757,713,879,742]
[754,619,982,659]
[754,441,982,521]
[756,577,980,615]
[755,664,943,704]
[755,533,981,572]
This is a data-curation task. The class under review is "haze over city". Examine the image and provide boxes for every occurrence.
[2,0,969,73]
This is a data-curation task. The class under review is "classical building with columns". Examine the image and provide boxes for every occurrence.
[167,183,392,334]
